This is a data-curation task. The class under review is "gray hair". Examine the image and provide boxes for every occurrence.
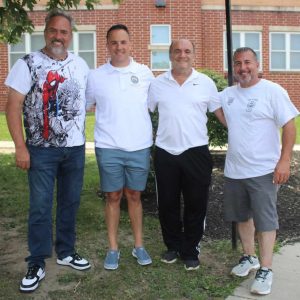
[45,8,75,30]
[233,47,258,61]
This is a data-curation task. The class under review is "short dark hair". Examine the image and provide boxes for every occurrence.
[106,24,130,40]
[233,47,258,61]
[45,8,75,30]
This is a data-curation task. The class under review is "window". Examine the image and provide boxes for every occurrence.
[224,31,262,70]
[270,32,300,71]
[9,31,96,69]
[150,25,171,70]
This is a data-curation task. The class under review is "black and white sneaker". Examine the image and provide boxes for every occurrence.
[57,253,91,270]
[20,265,45,293]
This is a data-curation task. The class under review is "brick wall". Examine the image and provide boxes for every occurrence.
[0,0,300,111]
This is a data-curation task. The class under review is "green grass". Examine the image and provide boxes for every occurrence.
[0,112,95,142]
[0,153,244,300]
[1,112,300,144]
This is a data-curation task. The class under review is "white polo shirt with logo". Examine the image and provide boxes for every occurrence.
[220,79,299,179]
[148,69,221,155]
[86,59,154,151]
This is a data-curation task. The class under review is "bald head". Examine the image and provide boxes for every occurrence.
[169,39,195,55]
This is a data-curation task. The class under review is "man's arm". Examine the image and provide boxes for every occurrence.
[5,88,30,170]
[273,118,296,184]
[214,107,227,127]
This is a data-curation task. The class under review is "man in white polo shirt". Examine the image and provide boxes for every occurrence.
[86,24,153,270]
[148,39,226,271]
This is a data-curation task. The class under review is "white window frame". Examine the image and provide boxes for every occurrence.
[223,30,262,71]
[270,32,300,71]
[149,24,171,71]
[8,27,97,69]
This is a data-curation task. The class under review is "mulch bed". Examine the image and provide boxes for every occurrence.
[142,151,300,243]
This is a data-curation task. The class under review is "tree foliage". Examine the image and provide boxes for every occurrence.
[0,0,121,44]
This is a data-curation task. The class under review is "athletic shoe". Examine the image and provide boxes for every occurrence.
[132,247,152,265]
[104,250,120,270]
[184,260,200,271]
[161,250,179,264]
[250,267,273,295]
[57,253,91,270]
[20,265,45,293]
[231,255,260,277]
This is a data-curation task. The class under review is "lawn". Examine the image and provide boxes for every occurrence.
[1,112,300,144]
[0,153,243,299]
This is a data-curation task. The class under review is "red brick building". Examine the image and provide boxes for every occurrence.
[1,0,300,110]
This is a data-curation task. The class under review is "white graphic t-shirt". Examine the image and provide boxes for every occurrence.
[5,50,89,147]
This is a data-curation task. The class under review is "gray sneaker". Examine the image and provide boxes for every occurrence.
[104,250,120,270]
[250,267,273,295]
[231,255,260,277]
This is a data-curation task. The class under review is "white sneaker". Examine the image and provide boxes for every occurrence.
[20,265,45,292]
[57,253,91,270]
[231,255,260,277]
[250,267,273,295]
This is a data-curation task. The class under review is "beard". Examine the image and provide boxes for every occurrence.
[47,40,67,58]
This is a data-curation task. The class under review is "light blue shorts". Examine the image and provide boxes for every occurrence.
[95,147,151,192]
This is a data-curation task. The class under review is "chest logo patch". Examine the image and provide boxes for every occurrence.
[246,98,258,112]
[131,75,139,84]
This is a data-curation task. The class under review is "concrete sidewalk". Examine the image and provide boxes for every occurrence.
[226,243,300,300]
[1,141,300,153]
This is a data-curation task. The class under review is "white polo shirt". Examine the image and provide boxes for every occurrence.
[86,59,154,151]
[148,69,221,155]
[220,79,299,179]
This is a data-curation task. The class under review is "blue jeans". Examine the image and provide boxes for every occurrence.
[26,145,85,268]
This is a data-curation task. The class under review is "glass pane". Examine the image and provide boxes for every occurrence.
[79,33,94,50]
[79,52,94,69]
[232,33,240,49]
[151,50,170,69]
[245,33,259,50]
[151,26,170,44]
[10,53,25,67]
[31,35,44,51]
[290,52,300,69]
[10,35,26,52]
[271,52,286,69]
[255,51,261,61]
[68,40,74,51]
[291,34,300,51]
[271,34,285,50]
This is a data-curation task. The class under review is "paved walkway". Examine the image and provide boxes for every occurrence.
[1,141,300,299]
[1,141,300,153]
[226,243,300,300]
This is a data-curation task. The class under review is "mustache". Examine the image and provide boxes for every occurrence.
[51,39,64,44]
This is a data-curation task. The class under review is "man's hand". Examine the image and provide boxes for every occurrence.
[273,158,290,184]
[15,145,30,170]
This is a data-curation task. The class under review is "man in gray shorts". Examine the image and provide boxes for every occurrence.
[219,47,299,295]
[86,24,153,270]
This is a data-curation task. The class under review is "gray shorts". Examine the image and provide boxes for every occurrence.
[224,173,279,232]
[95,147,151,192]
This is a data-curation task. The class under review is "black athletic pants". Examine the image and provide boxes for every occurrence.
[154,145,213,260]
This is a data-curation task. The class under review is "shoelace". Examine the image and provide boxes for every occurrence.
[255,268,270,282]
[239,255,252,265]
[72,253,82,261]
[26,265,40,279]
